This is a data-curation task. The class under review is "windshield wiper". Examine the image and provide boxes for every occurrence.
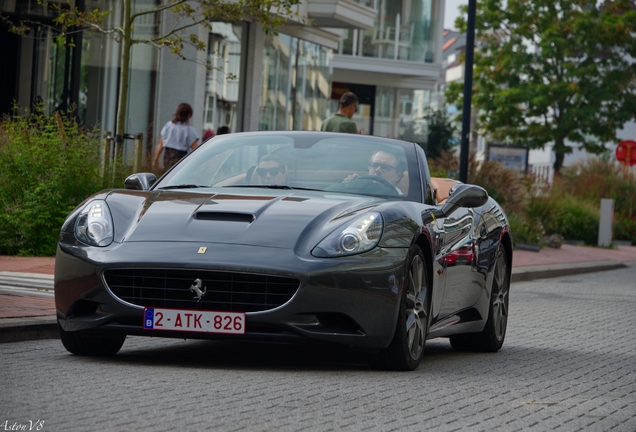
[229,184,291,189]
[227,185,325,191]
[158,184,206,190]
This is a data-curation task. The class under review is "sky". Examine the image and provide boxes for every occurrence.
[444,0,468,30]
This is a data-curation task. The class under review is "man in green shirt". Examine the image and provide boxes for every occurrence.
[321,92,359,134]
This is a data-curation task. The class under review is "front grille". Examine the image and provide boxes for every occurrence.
[103,269,299,313]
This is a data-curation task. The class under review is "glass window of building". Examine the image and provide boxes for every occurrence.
[372,87,430,143]
[205,22,246,136]
[338,0,436,63]
[260,34,333,131]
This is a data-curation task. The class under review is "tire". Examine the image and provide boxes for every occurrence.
[369,245,430,371]
[58,321,125,356]
[450,249,510,352]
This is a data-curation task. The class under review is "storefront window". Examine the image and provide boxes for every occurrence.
[78,0,158,161]
[260,34,332,131]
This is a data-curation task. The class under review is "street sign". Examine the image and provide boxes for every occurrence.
[616,140,636,166]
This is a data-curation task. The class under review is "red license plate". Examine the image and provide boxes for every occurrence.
[143,307,245,334]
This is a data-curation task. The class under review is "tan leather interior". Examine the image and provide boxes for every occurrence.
[430,177,461,204]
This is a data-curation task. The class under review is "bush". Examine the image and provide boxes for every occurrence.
[560,158,636,243]
[615,216,636,245]
[0,109,106,255]
[552,197,600,245]
[507,212,543,246]
[524,179,600,245]
[468,158,528,216]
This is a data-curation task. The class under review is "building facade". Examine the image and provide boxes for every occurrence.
[1,0,445,165]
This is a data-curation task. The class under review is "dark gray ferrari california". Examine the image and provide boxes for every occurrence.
[55,131,512,370]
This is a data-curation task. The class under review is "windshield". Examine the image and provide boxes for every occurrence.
[155,132,423,202]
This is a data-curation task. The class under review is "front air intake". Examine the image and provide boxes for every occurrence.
[104,268,298,313]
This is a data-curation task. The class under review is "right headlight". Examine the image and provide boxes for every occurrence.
[312,212,383,258]
[74,199,114,247]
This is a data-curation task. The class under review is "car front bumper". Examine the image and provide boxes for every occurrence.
[55,238,408,349]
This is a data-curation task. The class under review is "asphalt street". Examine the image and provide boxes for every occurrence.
[1,265,635,431]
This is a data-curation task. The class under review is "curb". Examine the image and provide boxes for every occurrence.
[512,260,627,283]
[0,316,58,343]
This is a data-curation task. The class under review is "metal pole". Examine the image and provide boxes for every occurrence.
[459,0,477,183]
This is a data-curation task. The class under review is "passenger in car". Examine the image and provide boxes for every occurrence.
[255,154,288,186]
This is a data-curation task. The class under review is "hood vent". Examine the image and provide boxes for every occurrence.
[195,212,255,223]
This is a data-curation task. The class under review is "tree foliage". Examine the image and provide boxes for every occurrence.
[446,0,636,173]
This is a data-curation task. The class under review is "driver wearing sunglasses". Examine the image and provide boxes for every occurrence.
[343,150,407,194]
[256,154,288,186]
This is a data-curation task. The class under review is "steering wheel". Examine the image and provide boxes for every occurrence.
[350,175,399,195]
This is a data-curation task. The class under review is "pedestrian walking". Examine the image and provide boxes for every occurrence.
[320,92,359,134]
[153,103,199,169]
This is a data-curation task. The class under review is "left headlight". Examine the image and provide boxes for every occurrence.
[312,212,383,258]
[74,199,114,247]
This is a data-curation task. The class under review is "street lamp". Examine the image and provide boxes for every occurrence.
[459,0,476,183]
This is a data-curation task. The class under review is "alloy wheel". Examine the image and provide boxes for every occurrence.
[405,254,428,360]
[491,251,509,341]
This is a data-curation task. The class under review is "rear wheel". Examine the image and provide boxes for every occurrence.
[369,245,430,371]
[450,249,509,352]
[58,321,125,356]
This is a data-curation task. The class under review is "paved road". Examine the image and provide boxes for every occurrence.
[2,266,635,431]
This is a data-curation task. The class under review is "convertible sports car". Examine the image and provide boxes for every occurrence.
[55,131,512,370]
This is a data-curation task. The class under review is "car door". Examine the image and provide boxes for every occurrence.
[436,207,484,319]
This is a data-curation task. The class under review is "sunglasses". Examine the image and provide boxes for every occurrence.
[368,162,396,172]
[256,167,282,177]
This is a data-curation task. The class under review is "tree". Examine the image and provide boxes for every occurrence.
[4,0,300,156]
[423,109,456,160]
[445,0,636,173]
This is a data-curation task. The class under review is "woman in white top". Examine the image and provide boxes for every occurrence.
[153,103,199,169]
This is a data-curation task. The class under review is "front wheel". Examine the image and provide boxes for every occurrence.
[450,249,510,352]
[369,245,430,371]
[58,321,126,356]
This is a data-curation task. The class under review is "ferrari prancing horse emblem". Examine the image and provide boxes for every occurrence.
[198,247,207,254]
[190,278,207,302]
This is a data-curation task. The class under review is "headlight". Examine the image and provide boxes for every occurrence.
[312,212,383,258]
[74,200,114,247]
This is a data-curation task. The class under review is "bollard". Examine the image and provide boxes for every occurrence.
[598,198,614,247]
[132,134,144,173]
[101,131,113,181]
[111,133,143,182]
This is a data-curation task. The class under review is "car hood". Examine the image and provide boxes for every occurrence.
[106,188,384,251]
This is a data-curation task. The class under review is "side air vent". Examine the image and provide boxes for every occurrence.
[195,212,254,223]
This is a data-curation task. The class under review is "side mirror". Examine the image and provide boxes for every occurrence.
[441,184,488,215]
[422,184,488,224]
[124,173,157,191]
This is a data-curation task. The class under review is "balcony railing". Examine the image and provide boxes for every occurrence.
[338,16,438,63]
[307,0,376,29]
